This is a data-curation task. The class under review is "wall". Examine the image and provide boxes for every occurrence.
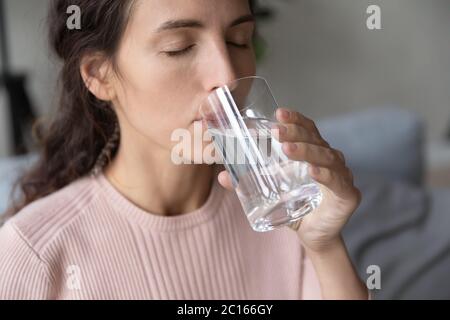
[257,0,450,141]
[1,0,449,156]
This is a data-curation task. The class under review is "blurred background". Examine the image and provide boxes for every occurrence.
[1,0,450,183]
[1,0,450,299]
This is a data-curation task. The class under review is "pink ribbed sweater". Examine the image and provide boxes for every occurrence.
[0,171,322,300]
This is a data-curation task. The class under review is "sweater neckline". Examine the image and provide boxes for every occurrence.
[93,167,224,232]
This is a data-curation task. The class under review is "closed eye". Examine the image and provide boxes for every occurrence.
[164,44,196,57]
[163,42,250,58]
[227,42,250,49]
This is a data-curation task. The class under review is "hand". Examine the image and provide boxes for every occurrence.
[217,107,362,253]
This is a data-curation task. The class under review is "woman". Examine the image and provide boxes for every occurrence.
[0,0,367,299]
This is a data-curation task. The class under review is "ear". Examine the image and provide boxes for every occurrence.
[80,54,116,101]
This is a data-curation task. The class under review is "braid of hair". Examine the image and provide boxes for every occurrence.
[91,121,120,177]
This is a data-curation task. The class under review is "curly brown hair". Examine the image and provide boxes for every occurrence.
[5,0,259,218]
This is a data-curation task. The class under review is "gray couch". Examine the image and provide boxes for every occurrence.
[317,107,450,299]
[1,107,449,299]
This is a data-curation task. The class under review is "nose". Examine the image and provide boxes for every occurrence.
[205,42,238,93]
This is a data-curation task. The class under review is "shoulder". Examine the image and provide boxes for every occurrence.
[0,175,102,299]
[2,175,100,255]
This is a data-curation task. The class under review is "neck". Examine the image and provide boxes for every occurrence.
[103,139,217,217]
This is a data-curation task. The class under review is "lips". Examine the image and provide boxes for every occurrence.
[193,112,218,123]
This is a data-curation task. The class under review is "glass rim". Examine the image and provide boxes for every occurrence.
[211,75,268,96]
[200,75,276,119]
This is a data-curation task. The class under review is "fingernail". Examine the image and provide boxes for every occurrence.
[276,124,287,135]
[279,109,290,119]
[311,166,320,175]
[285,142,297,152]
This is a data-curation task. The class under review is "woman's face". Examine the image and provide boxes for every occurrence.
[111,0,257,162]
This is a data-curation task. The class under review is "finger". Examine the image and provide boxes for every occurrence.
[218,170,234,191]
[271,123,328,147]
[276,108,322,137]
[335,149,346,166]
[282,142,345,169]
[309,165,359,200]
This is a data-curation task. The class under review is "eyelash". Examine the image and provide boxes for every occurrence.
[164,42,250,58]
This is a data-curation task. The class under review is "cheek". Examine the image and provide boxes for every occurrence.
[114,43,256,152]
[115,59,198,147]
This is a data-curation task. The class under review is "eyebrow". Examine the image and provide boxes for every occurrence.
[155,14,255,33]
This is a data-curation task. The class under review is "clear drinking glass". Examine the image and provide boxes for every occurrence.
[200,76,323,232]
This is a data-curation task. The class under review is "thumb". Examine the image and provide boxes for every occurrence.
[218,170,234,191]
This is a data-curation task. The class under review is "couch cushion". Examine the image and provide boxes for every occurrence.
[316,107,425,185]
[0,154,37,215]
